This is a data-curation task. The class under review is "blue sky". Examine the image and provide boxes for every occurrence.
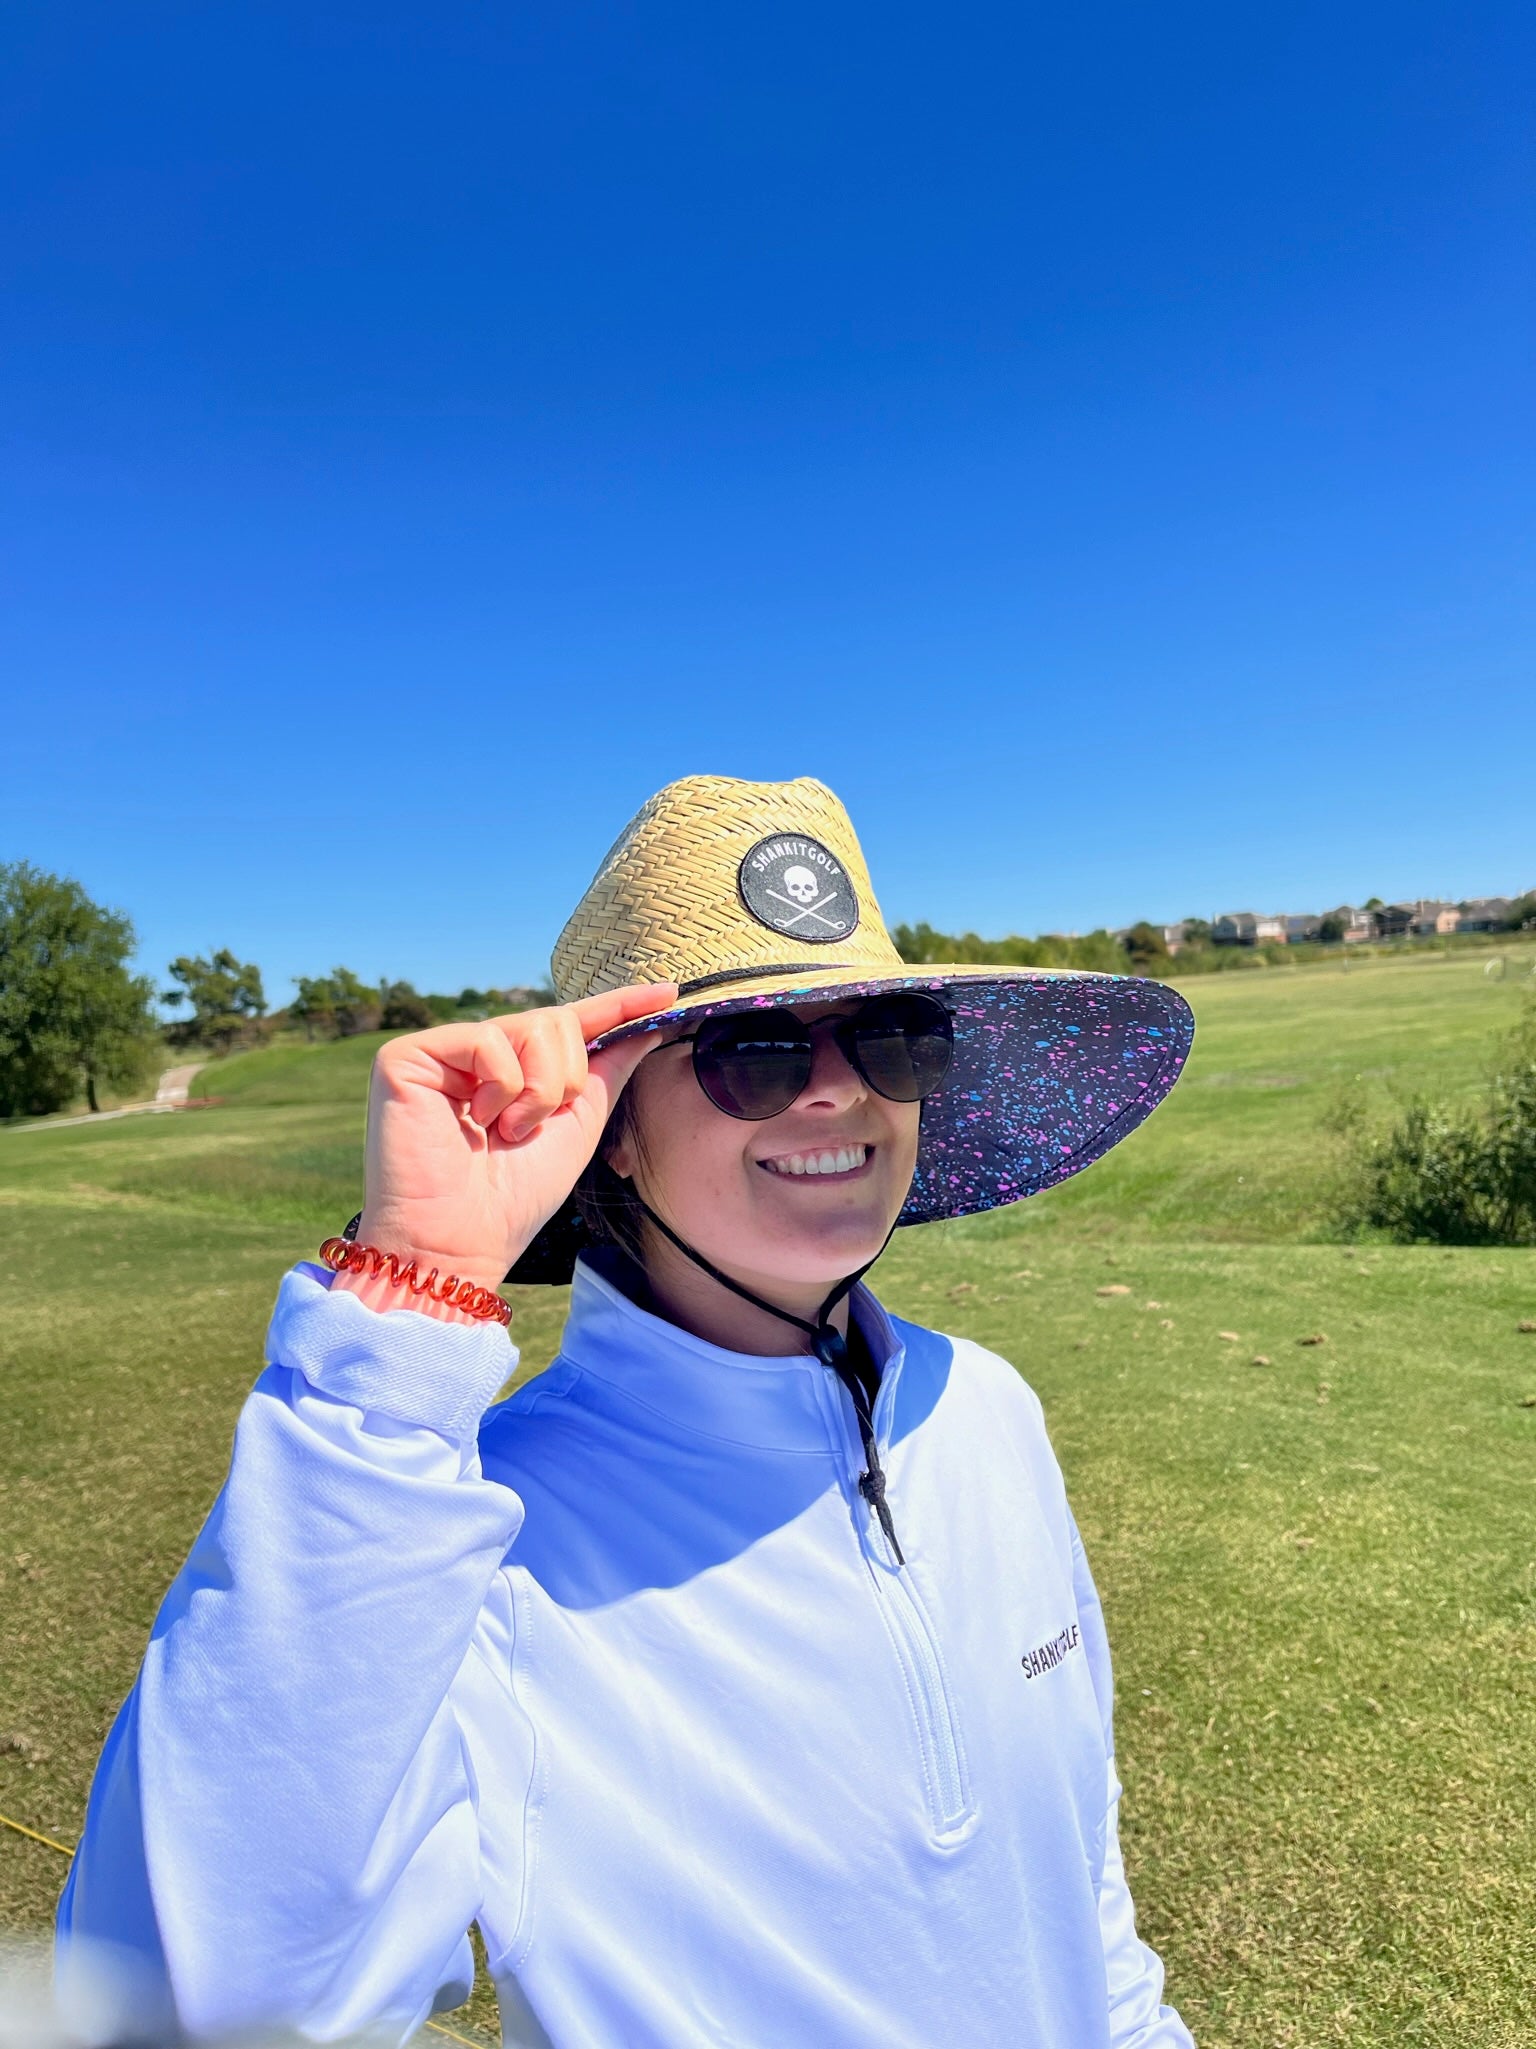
[3,1,1532,1004]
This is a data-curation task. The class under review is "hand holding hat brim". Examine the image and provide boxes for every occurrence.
[349,981,677,1293]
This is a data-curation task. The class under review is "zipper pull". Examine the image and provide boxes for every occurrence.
[814,1327,906,1567]
[859,1463,906,1567]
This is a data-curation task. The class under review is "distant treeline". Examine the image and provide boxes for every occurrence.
[894,920,1198,976]
[165,958,556,1050]
[892,913,1535,981]
[5,851,1532,1125]
[893,922,1133,972]
[278,971,555,1044]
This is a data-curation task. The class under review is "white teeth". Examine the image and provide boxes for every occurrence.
[762,1144,868,1177]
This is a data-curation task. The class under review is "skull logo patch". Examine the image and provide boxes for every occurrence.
[737,835,860,942]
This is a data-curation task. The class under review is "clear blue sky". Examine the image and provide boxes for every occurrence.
[3,1,1532,1003]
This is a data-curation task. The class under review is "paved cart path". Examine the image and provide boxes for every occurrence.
[0,1063,205,1135]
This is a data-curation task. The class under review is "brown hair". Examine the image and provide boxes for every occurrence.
[572,1086,651,1266]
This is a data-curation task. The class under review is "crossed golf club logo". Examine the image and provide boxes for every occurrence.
[766,864,847,933]
[738,836,858,941]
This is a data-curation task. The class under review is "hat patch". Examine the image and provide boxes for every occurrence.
[738,835,859,943]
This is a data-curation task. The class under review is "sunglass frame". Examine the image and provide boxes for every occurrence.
[668,992,955,1121]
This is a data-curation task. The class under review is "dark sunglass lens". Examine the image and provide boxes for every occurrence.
[693,1017,813,1119]
[848,996,953,1102]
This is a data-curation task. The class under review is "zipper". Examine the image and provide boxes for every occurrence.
[816,1372,974,1837]
[878,1550,972,1831]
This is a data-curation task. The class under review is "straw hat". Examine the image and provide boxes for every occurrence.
[508,773,1194,1283]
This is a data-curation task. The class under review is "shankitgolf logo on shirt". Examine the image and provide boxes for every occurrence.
[737,835,860,943]
[1021,1622,1082,1680]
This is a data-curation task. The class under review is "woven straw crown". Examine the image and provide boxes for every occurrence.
[551,774,904,1000]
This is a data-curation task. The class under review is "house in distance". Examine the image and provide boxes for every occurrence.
[1207,899,1518,946]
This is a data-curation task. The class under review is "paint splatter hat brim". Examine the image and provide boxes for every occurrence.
[505,960,1192,1284]
[504,773,1194,1286]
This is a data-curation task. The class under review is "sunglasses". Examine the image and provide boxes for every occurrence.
[666,991,954,1121]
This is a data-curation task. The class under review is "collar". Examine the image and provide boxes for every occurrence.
[559,1246,907,1453]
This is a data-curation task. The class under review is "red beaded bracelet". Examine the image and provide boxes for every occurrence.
[318,1237,512,1327]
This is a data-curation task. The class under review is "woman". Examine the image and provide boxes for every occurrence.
[58,774,1198,2047]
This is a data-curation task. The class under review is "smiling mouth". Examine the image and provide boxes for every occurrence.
[758,1143,872,1179]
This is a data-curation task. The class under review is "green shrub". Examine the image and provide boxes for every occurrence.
[1122,921,1171,972]
[379,980,434,1031]
[1339,995,1536,1244]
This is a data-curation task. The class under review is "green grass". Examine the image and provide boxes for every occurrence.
[1038,945,1536,1243]
[3,949,1534,2045]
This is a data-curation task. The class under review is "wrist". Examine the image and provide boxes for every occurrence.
[319,1231,511,1329]
[329,1264,498,1327]
[351,1209,506,1298]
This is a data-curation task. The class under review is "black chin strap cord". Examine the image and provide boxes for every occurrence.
[629,1192,905,1566]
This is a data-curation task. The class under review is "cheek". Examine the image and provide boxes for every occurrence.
[886,1102,922,1186]
[653,1122,745,1212]
[623,1061,751,1212]
[897,1102,923,1166]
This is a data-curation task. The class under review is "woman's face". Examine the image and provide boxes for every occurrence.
[608,998,923,1292]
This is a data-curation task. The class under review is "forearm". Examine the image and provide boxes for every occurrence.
[59,1264,525,2038]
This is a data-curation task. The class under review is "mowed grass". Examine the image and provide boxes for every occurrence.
[2,949,1534,2045]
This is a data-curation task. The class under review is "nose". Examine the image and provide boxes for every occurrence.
[794,1017,866,1110]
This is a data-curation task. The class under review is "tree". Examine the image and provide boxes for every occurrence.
[892,919,1127,973]
[1505,892,1536,931]
[330,967,379,1036]
[1180,918,1213,948]
[163,949,266,1051]
[892,924,946,965]
[380,980,433,1031]
[291,967,379,1041]
[0,862,157,1117]
[1120,922,1171,972]
[1317,914,1346,945]
[291,974,338,1042]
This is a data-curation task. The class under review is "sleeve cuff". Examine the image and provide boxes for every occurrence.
[266,1262,519,1441]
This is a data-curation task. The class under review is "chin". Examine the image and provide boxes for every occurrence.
[754,1214,895,1283]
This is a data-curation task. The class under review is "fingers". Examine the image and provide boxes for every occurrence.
[585,1024,669,1114]
[377,1019,520,1096]
[490,1004,590,1143]
[490,984,675,1141]
[373,984,678,1144]
[570,981,679,1047]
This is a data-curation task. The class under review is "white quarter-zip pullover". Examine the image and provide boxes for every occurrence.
[57,1249,1195,2048]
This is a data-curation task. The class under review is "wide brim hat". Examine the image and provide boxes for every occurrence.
[508,774,1194,1284]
